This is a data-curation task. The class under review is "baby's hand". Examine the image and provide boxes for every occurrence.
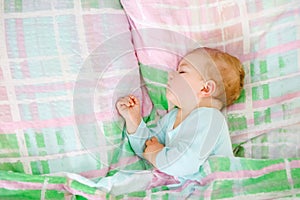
[143,137,164,166]
[116,95,141,134]
[116,95,140,118]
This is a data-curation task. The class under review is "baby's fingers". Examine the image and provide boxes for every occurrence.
[150,137,158,143]
[117,96,133,107]
[129,95,139,106]
[145,137,158,147]
[145,139,152,146]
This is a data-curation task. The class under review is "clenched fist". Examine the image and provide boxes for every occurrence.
[143,137,164,166]
[116,95,141,134]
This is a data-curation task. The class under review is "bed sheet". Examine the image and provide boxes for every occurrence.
[0,0,300,199]
[121,0,300,159]
[0,0,145,180]
[1,156,299,199]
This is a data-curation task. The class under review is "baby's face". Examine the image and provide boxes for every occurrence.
[166,51,209,108]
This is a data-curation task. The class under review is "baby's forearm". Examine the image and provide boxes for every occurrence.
[125,116,142,134]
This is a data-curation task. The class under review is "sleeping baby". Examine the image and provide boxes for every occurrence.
[97,47,245,195]
[117,47,245,177]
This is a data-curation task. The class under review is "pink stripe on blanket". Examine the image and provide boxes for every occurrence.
[83,13,129,52]
[15,82,74,94]
[147,169,179,189]
[0,180,63,191]
[240,40,300,62]
[173,159,300,194]
[0,105,13,122]
[250,7,300,28]
[252,91,300,109]
[0,87,8,101]
[63,184,106,200]
[290,160,300,168]
[123,0,221,25]
[79,169,108,179]
[226,103,246,112]
[0,112,113,132]
[136,50,179,70]
[190,29,223,44]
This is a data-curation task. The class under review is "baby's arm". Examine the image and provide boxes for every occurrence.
[153,108,230,177]
[125,112,169,159]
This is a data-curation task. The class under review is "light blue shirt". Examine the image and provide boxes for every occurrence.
[127,107,233,178]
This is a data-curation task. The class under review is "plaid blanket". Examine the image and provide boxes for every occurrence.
[0,0,300,199]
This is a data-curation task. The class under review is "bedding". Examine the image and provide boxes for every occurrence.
[0,0,300,199]
[121,0,300,159]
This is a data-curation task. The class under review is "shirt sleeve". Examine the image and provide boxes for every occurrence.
[126,112,170,158]
[155,108,231,177]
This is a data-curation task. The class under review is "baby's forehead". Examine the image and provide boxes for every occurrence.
[181,50,211,64]
[180,50,221,78]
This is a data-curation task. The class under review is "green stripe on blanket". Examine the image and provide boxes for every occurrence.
[140,64,169,111]
[0,171,65,184]
[0,156,299,199]
[205,157,300,199]
[0,188,65,200]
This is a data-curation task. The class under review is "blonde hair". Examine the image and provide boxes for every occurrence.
[193,47,245,107]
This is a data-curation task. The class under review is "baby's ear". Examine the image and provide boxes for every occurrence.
[199,80,216,97]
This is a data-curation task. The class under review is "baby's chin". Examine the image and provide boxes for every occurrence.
[166,90,180,108]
